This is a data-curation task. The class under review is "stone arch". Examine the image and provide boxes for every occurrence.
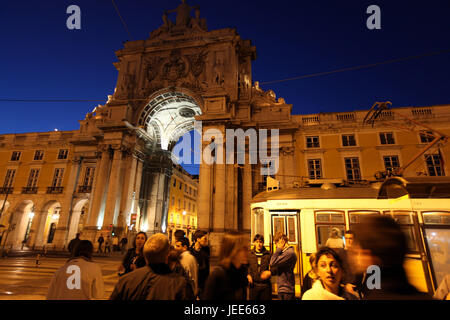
[4,200,34,248]
[135,88,203,151]
[0,200,11,246]
[32,200,62,248]
[67,198,89,241]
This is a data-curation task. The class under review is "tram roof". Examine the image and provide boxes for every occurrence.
[378,177,450,199]
[251,186,379,203]
[252,177,450,203]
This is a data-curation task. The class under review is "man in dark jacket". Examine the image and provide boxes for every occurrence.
[189,230,210,298]
[109,233,194,300]
[248,234,272,300]
[353,216,431,300]
[270,232,297,300]
[68,233,81,255]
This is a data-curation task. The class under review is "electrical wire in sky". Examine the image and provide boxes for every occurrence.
[111,0,133,40]
[260,49,450,85]
[1,49,449,103]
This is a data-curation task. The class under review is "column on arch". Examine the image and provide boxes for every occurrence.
[102,146,127,229]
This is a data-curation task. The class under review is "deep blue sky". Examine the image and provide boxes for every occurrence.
[1,0,449,136]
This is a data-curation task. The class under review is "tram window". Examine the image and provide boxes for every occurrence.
[316,225,345,249]
[385,212,418,252]
[423,228,450,287]
[315,211,345,224]
[273,217,285,235]
[287,216,297,243]
[400,227,418,252]
[252,208,265,238]
[348,211,380,224]
[422,212,450,225]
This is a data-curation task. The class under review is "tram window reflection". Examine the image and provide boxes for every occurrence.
[424,228,450,287]
[314,211,346,249]
[384,211,418,252]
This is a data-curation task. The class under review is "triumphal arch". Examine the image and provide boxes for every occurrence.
[52,1,296,253]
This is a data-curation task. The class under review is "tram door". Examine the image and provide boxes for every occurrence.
[270,211,303,297]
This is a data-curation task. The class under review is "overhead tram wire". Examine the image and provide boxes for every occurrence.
[111,0,133,40]
[3,49,450,103]
[260,49,450,86]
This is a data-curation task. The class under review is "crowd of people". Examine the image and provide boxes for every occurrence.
[46,215,450,300]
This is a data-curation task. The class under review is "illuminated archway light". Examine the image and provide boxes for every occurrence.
[139,92,202,150]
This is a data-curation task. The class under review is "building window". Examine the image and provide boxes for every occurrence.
[178,199,181,209]
[172,196,175,206]
[185,184,188,193]
[3,169,16,188]
[173,179,176,187]
[11,151,21,161]
[83,167,95,186]
[308,159,322,179]
[57,149,69,160]
[344,157,361,181]
[193,204,196,212]
[27,169,40,188]
[306,136,320,148]
[342,134,356,147]
[179,181,182,190]
[51,168,65,187]
[379,132,395,145]
[419,131,435,143]
[34,150,44,161]
[425,154,445,176]
[189,187,192,195]
[383,156,400,172]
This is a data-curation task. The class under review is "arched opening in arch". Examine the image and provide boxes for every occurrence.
[5,200,34,248]
[39,201,62,247]
[138,90,202,151]
[136,89,203,235]
[68,199,89,241]
[0,200,10,246]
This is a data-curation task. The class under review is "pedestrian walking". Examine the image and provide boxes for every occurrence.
[201,232,249,300]
[302,247,358,300]
[68,233,81,256]
[112,235,119,251]
[35,253,41,267]
[189,230,210,298]
[105,235,111,255]
[47,240,105,300]
[109,233,195,300]
[175,237,198,296]
[120,236,128,254]
[97,234,104,253]
[247,234,272,300]
[352,215,432,299]
[118,232,147,276]
[269,231,297,300]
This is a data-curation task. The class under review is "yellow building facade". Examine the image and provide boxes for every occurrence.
[167,164,198,243]
[0,131,90,249]
[293,105,449,185]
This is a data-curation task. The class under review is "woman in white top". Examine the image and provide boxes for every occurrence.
[302,247,358,300]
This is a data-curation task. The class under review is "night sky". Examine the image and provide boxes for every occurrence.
[1,0,449,135]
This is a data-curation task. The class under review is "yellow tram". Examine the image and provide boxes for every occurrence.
[250,177,450,297]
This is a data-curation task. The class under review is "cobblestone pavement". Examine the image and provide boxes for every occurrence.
[0,254,123,300]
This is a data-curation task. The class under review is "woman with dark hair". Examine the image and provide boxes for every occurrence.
[118,232,148,276]
[302,247,358,300]
[202,232,249,300]
[47,240,104,300]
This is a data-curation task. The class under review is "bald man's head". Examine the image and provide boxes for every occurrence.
[143,233,170,264]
